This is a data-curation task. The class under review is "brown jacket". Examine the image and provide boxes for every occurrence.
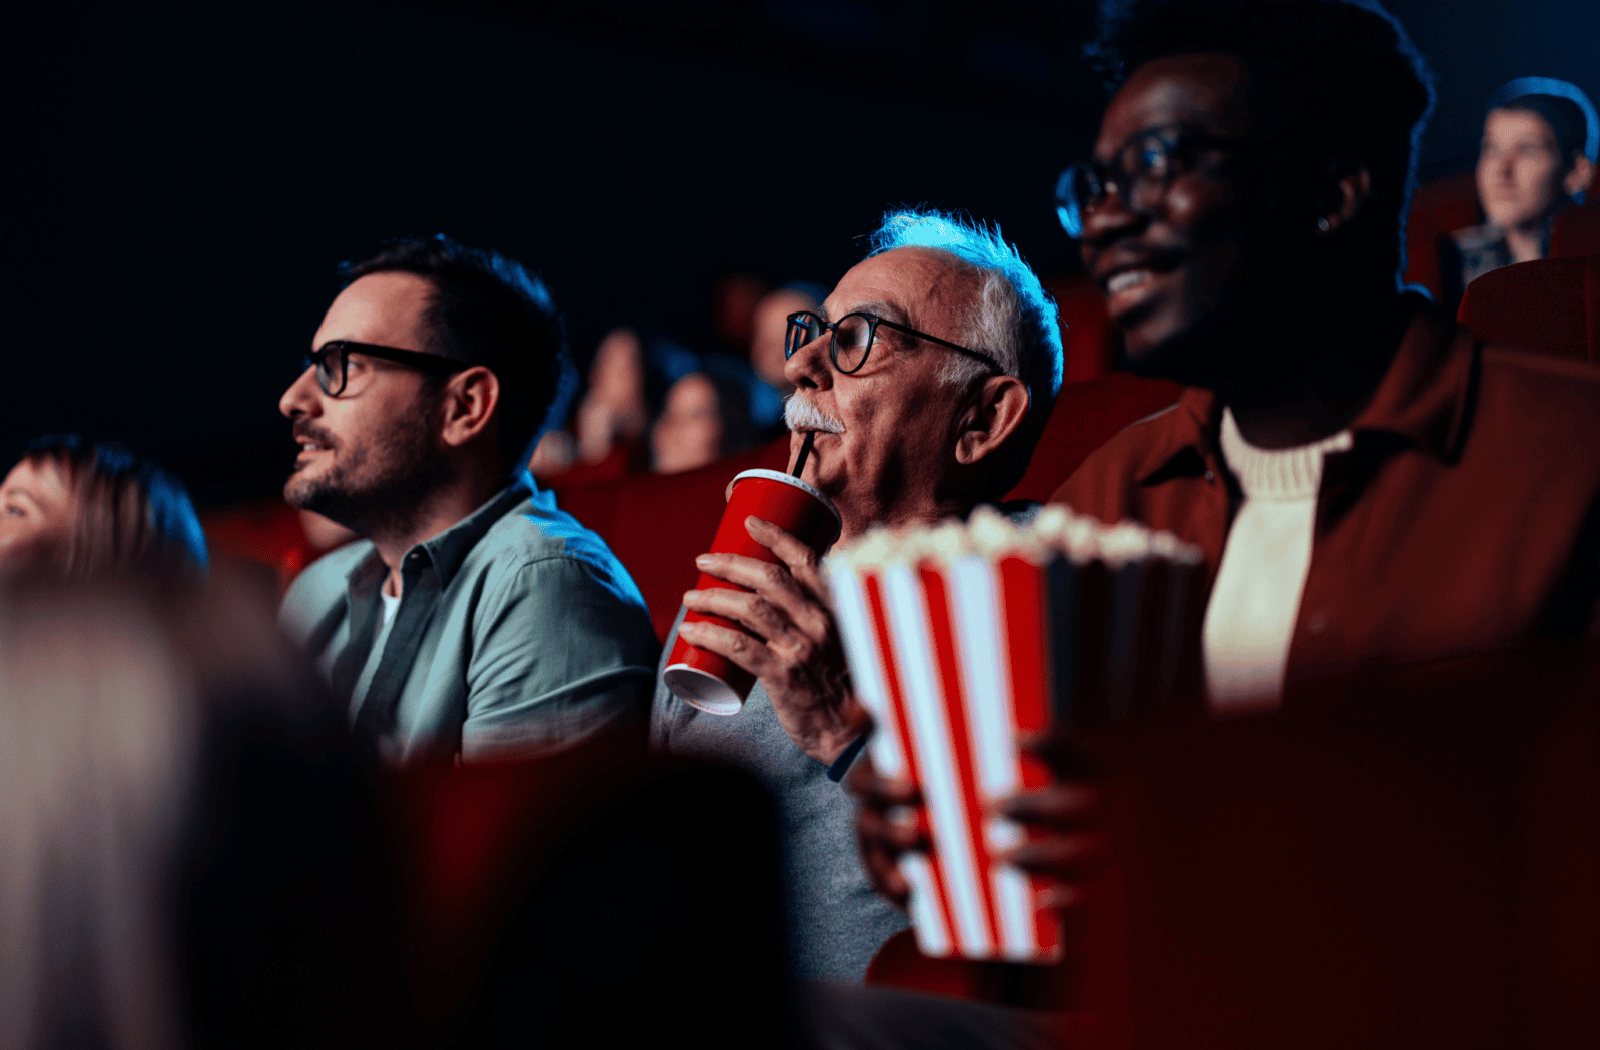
[1051,302,1600,686]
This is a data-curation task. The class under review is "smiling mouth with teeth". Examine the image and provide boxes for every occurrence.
[1106,269,1154,296]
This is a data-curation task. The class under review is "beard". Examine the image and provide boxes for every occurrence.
[284,408,450,539]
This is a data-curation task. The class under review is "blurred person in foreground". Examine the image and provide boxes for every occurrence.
[652,356,779,474]
[652,207,1063,980]
[856,0,1600,946]
[0,578,409,1050]
[1448,77,1597,297]
[0,434,206,579]
[277,235,657,769]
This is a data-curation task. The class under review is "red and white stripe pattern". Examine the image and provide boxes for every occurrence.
[832,550,1062,962]
[830,507,1204,962]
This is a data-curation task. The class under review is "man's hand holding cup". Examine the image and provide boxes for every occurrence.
[679,514,871,765]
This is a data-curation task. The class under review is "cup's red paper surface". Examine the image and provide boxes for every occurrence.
[827,506,1203,962]
[663,469,841,715]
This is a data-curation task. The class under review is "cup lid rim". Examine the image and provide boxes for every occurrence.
[726,469,842,530]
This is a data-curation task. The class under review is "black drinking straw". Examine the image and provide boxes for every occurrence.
[792,430,816,479]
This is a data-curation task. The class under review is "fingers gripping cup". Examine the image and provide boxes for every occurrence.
[663,469,842,715]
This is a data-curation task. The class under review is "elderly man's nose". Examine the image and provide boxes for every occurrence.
[279,366,320,419]
[783,331,831,389]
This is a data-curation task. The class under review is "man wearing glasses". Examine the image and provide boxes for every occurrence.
[856,0,1600,974]
[278,234,657,768]
[651,207,1064,981]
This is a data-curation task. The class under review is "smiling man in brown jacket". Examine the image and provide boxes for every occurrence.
[1047,2,1600,708]
[855,0,1600,949]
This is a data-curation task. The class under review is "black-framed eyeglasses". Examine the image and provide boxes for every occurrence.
[784,311,1005,377]
[1055,124,1263,237]
[303,340,470,397]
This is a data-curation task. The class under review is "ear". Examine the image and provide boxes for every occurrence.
[437,366,500,449]
[1316,157,1373,234]
[1564,154,1596,199]
[954,375,1031,467]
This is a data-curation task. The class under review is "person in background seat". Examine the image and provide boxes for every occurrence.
[0,434,206,580]
[1445,77,1597,305]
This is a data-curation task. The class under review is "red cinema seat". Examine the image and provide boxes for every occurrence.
[1403,172,1482,301]
[1006,373,1183,505]
[1045,273,1117,385]
[553,437,791,641]
[1457,254,1600,363]
[553,373,1182,642]
[1552,195,1600,259]
[202,497,327,594]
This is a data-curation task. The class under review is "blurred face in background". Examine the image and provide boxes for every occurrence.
[0,458,73,576]
[652,373,724,474]
[1477,108,1576,233]
[279,272,446,532]
[750,289,816,392]
[575,327,648,463]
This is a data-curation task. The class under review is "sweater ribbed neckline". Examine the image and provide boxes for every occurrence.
[1218,407,1353,502]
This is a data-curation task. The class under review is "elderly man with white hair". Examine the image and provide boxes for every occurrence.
[650,207,1064,980]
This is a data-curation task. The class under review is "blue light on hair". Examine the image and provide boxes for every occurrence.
[1488,76,1599,164]
[868,207,1064,407]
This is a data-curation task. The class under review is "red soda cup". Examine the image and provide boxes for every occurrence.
[662,469,842,714]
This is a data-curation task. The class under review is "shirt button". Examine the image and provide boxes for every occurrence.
[1305,610,1329,633]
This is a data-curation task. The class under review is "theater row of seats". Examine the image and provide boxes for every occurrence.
[548,368,1184,642]
[551,198,1600,642]
[202,177,1600,633]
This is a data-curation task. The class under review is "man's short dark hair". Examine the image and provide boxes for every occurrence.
[340,234,575,474]
[1088,0,1436,282]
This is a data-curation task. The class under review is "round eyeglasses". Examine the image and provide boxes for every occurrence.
[1055,125,1261,237]
[784,311,1004,376]
[304,340,470,397]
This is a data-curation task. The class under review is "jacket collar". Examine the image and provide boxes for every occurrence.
[1135,295,1479,485]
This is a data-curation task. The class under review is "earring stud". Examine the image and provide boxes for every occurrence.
[1317,217,1332,232]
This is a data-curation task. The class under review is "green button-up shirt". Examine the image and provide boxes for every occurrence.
[280,473,658,768]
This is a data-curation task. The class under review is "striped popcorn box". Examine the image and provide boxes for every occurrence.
[828,505,1204,962]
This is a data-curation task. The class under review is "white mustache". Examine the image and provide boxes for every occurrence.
[784,394,845,434]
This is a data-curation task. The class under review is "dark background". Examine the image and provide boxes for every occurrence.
[7,0,1596,508]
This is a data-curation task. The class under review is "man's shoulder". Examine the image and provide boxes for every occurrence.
[470,489,647,606]
[1050,397,1199,516]
[278,540,376,639]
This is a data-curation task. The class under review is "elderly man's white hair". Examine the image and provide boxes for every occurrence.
[867,208,1064,420]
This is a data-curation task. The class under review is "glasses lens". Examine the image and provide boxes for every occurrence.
[1056,165,1088,237]
[833,315,873,373]
[785,314,810,359]
[1130,133,1172,179]
[787,313,821,359]
[313,346,343,395]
